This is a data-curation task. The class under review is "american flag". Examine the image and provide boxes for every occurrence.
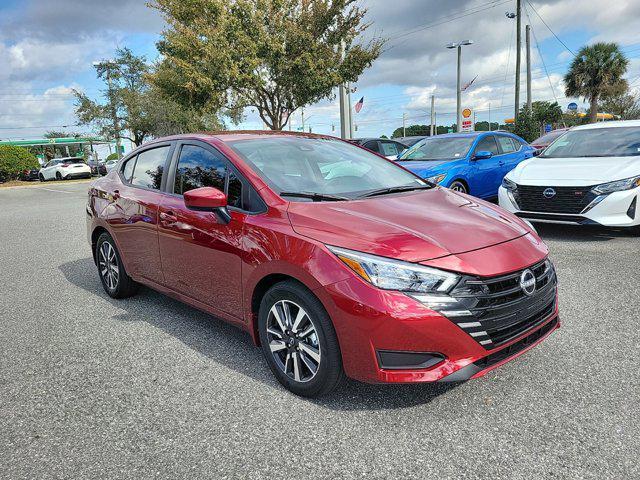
[354,96,364,113]
[461,75,478,92]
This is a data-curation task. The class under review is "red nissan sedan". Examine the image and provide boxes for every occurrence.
[86,132,559,397]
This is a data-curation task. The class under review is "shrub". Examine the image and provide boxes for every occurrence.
[105,153,119,161]
[0,145,40,181]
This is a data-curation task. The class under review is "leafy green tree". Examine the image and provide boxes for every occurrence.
[151,0,383,130]
[513,107,539,142]
[531,101,563,131]
[564,42,629,123]
[0,146,39,181]
[74,48,220,147]
[391,124,429,138]
[599,89,640,120]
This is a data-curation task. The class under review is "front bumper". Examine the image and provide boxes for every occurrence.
[318,273,559,384]
[498,185,640,227]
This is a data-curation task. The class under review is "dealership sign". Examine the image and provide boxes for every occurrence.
[461,108,474,132]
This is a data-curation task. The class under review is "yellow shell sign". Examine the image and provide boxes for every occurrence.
[462,108,472,118]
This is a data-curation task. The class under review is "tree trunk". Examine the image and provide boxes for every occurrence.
[589,95,599,123]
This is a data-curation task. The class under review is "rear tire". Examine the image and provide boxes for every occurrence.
[258,280,344,397]
[96,232,139,299]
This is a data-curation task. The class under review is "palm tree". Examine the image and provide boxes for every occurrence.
[564,43,629,123]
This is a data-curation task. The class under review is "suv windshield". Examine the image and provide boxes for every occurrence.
[399,137,475,161]
[541,127,640,158]
[228,136,426,200]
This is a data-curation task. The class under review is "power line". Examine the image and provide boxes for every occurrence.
[526,1,575,56]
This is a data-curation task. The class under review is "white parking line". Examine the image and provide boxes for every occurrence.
[39,187,77,194]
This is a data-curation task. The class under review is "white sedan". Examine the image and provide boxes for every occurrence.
[499,120,640,233]
[39,157,92,181]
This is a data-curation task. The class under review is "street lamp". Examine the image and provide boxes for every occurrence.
[446,40,473,132]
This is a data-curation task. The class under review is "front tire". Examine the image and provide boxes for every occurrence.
[449,180,468,193]
[39,174,46,182]
[258,281,344,397]
[96,232,139,299]
[55,171,62,180]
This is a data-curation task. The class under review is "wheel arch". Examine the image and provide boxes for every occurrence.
[249,273,318,346]
[449,177,470,193]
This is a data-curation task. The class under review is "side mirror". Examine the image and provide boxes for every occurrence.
[184,187,231,224]
[473,150,493,160]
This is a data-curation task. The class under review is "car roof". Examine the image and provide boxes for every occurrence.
[572,120,640,130]
[144,130,339,145]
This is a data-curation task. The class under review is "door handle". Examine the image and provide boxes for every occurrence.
[160,211,178,223]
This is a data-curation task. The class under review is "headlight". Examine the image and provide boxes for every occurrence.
[327,246,460,293]
[592,176,640,195]
[502,177,518,191]
[425,173,446,184]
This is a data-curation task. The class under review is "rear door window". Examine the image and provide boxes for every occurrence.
[131,146,169,190]
[475,135,500,156]
[496,136,517,154]
[363,141,380,153]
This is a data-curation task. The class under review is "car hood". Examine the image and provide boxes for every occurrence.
[508,156,640,185]
[287,188,531,263]
[396,159,454,177]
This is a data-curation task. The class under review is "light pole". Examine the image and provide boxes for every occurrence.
[445,40,473,132]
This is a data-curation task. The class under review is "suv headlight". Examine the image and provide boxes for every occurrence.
[327,246,459,293]
[425,173,446,184]
[502,177,518,191]
[592,176,640,195]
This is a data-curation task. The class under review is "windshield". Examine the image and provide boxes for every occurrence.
[399,137,475,160]
[541,127,640,158]
[228,136,426,200]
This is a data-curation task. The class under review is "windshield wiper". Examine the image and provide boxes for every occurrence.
[280,191,350,202]
[357,184,433,198]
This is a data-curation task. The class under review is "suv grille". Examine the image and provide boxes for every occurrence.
[447,260,558,350]
[514,185,596,214]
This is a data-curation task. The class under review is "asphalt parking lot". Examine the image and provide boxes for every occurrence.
[1,181,638,479]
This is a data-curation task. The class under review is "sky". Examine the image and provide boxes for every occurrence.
[1,0,640,146]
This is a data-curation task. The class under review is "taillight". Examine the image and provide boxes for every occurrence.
[61,163,69,167]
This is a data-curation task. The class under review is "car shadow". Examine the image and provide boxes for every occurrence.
[59,258,458,411]
[535,223,635,242]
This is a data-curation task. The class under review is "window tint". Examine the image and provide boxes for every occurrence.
[131,146,169,189]
[227,170,243,209]
[174,145,226,195]
[475,135,500,156]
[380,141,403,156]
[510,138,522,151]
[496,136,517,153]
[363,141,380,153]
[122,157,135,182]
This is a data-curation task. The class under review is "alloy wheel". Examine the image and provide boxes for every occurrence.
[266,300,321,383]
[449,181,467,193]
[98,241,119,290]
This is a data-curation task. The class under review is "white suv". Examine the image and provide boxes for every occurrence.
[39,157,92,181]
[499,120,640,232]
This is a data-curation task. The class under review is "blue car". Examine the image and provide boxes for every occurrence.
[396,131,535,199]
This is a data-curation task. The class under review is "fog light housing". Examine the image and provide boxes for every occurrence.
[377,350,445,370]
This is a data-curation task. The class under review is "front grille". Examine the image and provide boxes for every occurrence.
[514,185,596,214]
[447,260,558,350]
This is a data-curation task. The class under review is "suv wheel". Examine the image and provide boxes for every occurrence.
[96,232,139,299]
[55,171,62,180]
[258,281,344,397]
